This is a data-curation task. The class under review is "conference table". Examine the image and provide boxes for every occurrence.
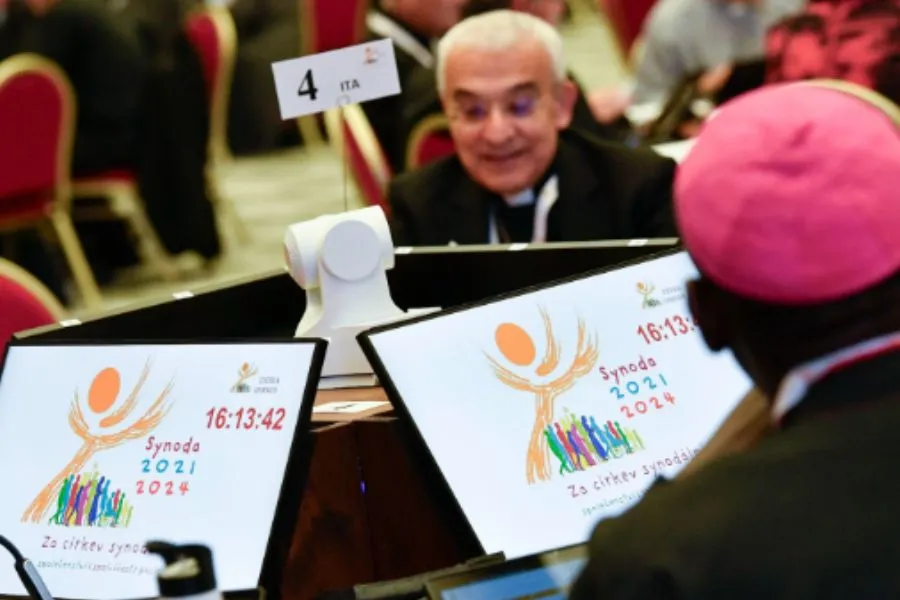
[283,387,473,600]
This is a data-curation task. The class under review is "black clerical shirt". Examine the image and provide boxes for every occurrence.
[490,163,558,243]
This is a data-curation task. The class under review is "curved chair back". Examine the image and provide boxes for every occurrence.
[406,114,456,171]
[0,53,73,209]
[301,0,369,54]
[185,6,237,164]
[0,258,66,352]
[324,104,391,212]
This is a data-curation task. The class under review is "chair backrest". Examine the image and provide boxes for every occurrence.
[599,0,657,62]
[406,114,456,171]
[184,7,237,164]
[301,0,369,54]
[323,104,391,212]
[0,54,74,205]
[0,258,66,353]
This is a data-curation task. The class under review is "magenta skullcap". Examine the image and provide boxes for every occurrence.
[676,82,900,305]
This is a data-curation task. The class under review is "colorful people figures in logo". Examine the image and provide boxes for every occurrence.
[486,308,599,484]
[23,361,174,525]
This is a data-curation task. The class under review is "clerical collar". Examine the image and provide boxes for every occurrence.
[773,331,900,425]
[366,11,434,68]
[500,160,558,207]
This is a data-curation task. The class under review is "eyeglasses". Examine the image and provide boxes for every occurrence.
[446,92,546,129]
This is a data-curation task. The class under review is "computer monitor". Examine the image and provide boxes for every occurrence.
[0,338,327,600]
[359,249,752,559]
[390,240,680,309]
[19,240,678,342]
[425,544,587,600]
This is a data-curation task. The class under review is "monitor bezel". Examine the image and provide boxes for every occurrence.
[424,543,588,600]
[357,247,685,557]
[0,337,328,600]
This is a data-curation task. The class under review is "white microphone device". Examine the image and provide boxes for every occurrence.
[283,206,438,387]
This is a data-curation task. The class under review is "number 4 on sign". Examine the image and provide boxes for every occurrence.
[271,38,401,119]
[298,69,318,101]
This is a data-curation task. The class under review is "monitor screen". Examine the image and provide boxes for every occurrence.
[0,339,326,600]
[427,545,587,600]
[361,251,752,559]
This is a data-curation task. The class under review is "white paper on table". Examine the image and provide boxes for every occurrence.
[312,400,389,414]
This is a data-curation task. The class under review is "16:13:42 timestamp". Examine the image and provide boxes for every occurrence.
[205,407,286,431]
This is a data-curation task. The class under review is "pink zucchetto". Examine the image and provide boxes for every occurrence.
[675,81,900,305]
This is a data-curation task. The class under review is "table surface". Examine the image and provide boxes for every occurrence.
[311,386,392,422]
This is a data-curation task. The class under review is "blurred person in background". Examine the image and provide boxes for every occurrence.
[388,11,675,246]
[0,0,144,177]
[0,0,220,298]
[767,0,900,104]
[0,0,147,299]
[589,0,806,124]
[363,0,466,173]
[225,0,301,154]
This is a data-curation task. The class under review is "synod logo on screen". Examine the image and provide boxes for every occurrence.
[484,308,646,486]
[23,360,176,528]
[230,362,280,394]
[637,281,685,309]
[231,362,258,393]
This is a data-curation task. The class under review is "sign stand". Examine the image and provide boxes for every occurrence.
[337,95,352,213]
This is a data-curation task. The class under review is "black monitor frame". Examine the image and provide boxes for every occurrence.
[0,337,328,600]
[20,240,679,342]
[357,248,682,558]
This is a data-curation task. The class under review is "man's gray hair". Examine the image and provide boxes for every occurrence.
[435,10,567,94]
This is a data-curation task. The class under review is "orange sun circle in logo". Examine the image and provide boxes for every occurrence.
[88,368,121,414]
[495,323,536,366]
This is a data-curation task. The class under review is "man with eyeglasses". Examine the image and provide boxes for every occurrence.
[387,10,675,247]
[400,0,632,164]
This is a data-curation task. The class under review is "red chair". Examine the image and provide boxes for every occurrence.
[0,258,66,352]
[301,0,369,54]
[297,0,370,146]
[323,104,391,213]
[0,53,102,309]
[406,114,456,170]
[598,0,657,64]
[184,6,250,244]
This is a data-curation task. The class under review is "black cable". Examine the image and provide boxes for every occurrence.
[0,535,55,600]
[0,536,25,562]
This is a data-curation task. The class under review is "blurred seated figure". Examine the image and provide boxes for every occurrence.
[363,0,465,173]
[0,0,145,176]
[571,81,900,599]
[388,11,675,246]
[0,0,220,291]
[401,0,631,166]
[226,0,300,154]
[588,0,805,125]
[766,0,900,104]
[0,0,146,291]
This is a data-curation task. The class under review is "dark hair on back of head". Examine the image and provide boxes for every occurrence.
[461,0,512,19]
[702,270,900,363]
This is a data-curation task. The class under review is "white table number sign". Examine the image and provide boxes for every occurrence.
[271,39,402,119]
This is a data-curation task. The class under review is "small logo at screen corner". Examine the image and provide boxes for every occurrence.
[636,282,661,308]
[231,362,258,393]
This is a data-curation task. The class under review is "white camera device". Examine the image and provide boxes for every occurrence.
[283,206,437,386]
